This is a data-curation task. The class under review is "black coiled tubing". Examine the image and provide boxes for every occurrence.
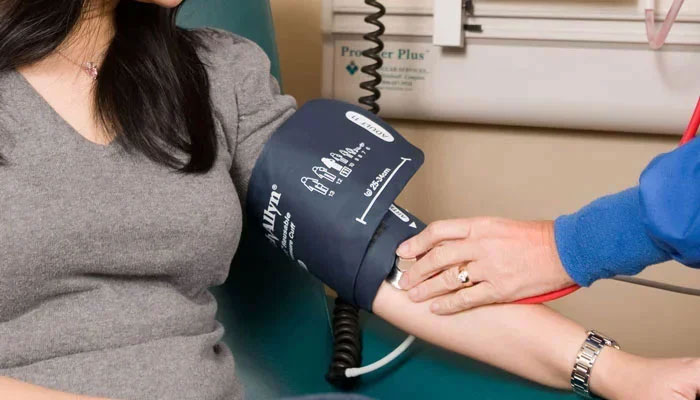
[358,0,386,114]
[326,220,390,388]
[325,297,362,388]
[327,0,386,389]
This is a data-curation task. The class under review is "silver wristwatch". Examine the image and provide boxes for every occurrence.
[571,330,620,398]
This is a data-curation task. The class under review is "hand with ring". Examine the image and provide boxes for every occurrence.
[396,217,575,315]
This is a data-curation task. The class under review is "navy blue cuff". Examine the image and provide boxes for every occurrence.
[554,187,670,287]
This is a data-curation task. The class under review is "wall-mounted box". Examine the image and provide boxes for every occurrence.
[322,0,700,135]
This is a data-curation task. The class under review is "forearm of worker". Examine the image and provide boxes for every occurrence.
[556,139,700,287]
[0,376,110,400]
[372,282,586,390]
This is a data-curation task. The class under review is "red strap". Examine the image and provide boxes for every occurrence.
[513,97,700,305]
[513,285,580,304]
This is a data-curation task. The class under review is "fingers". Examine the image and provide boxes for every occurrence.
[429,283,498,315]
[399,240,480,289]
[407,265,473,302]
[396,219,476,259]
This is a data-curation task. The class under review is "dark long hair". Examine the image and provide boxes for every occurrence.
[0,0,217,172]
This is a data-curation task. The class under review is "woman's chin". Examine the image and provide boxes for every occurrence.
[133,0,184,8]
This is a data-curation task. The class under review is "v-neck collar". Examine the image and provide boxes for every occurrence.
[2,68,118,155]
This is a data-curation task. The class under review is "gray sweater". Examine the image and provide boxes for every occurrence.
[0,29,296,399]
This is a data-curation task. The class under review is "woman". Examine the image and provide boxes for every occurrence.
[0,1,697,399]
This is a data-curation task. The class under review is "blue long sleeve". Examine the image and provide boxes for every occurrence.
[554,138,700,286]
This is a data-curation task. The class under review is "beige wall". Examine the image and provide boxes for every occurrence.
[271,1,700,357]
[271,0,323,106]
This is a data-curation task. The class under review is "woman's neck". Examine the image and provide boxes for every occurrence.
[19,1,118,79]
[60,1,117,65]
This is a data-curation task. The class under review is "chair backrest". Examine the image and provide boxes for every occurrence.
[178,0,281,80]
[178,5,336,399]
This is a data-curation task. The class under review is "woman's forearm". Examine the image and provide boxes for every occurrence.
[0,376,110,400]
[372,282,587,390]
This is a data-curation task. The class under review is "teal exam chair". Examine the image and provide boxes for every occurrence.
[178,2,576,399]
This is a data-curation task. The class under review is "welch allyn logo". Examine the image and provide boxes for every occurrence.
[346,111,394,142]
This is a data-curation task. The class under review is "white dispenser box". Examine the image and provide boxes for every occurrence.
[322,0,700,135]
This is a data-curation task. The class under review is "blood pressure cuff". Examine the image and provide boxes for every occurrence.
[246,99,425,311]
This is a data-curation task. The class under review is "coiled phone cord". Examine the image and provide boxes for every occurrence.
[358,0,386,114]
[328,0,400,388]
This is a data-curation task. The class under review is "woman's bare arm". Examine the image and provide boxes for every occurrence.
[0,377,110,400]
[372,282,700,400]
[373,282,585,389]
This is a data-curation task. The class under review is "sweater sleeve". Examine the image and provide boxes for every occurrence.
[554,138,700,286]
[195,28,297,203]
[227,40,296,202]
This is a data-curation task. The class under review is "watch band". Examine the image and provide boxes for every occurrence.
[571,330,621,398]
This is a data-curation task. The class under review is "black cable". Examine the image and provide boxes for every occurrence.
[327,0,387,389]
[613,276,700,297]
[326,297,362,389]
[358,0,386,114]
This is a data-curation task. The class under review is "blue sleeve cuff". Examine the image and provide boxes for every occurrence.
[554,187,670,287]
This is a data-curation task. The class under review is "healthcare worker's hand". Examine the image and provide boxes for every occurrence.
[397,218,575,314]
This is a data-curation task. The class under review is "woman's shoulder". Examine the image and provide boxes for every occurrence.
[190,27,272,76]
